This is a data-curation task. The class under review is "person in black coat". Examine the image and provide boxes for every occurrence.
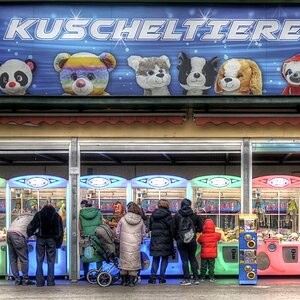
[173,198,203,286]
[27,203,64,287]
[148,199,174,284]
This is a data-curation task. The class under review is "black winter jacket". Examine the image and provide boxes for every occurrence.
[173,205,203,242]
[27,205,64,248]
[149,207,174,257]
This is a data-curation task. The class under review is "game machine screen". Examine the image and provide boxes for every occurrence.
[131,174,188,276]
[253,175,300,275]
[191,175,241,275]
[7,175,69,277]
[79,175,128,274]
[0,178,7,276]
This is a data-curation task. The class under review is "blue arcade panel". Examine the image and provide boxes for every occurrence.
[239,215,258,285]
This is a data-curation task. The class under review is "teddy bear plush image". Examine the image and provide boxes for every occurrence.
[0,59,36,95]
[214,58,262,95]
[281,54,300,95]
[54,52,116,96]
[177,52,219,95]
[127,55,171,96]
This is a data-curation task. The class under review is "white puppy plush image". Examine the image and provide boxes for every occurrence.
[128,55,171,96]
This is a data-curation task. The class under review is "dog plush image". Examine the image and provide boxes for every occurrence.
[177,52,219,95]
[0,59,36,95]
[54,52,116,96]
[281,54,300,95]
[214,58,262,95]
[127,55,171,96]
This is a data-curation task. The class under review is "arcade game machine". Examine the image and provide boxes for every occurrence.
[80,175,128,227]
[130,174,188,276]
[253,175,300,275]
[7,175,69,277]
[238,214,258,285]
[0,178,7,276]
[191,175,241,275]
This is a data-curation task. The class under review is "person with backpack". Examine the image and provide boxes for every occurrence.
[148,199,174,284]
[174,198,203,286]
[197,218,221,282]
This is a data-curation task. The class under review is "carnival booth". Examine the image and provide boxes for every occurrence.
[253,175,300,275]
[191,175,241,275]
[0,178,7,276]
[131,174,188,275]
[7,175,69,277]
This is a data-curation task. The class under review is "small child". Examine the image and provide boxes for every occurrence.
[197,218,221,282]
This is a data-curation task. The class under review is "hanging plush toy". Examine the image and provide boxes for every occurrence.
[281,54,300,95]
[57,200,66,223]
[113,201,124,223]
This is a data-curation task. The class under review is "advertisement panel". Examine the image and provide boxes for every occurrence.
[1,4,300,97]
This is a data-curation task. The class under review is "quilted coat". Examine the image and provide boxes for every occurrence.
[117,212,146,271]
[197,218,221,259]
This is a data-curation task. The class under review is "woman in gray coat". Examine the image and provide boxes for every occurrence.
[116,202,146,287]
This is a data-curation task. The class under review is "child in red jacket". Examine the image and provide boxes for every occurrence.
[197,218,221,282]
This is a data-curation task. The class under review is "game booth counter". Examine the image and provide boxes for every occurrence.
[7,175,69,277]
[0,178,7,276]
[130,174,189,276]
[253,175,300,275]
[191,175,241,275]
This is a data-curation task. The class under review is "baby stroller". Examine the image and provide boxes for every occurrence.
[85,223,120,287]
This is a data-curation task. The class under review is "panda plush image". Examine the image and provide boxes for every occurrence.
[54,52,116,96]
[0,59,36,95]
[281,54,300,95]
[177,52,219,95]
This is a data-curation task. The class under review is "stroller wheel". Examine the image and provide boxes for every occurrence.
[97,271,112,287]
[87,269,99,284]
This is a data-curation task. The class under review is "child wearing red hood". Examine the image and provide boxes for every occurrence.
[197,218,221,282]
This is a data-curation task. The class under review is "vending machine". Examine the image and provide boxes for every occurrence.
[131,174,188,275]
[239,214,258,285]
[0,178,7,276]
[7,175,69,277]
[191,175,241,275]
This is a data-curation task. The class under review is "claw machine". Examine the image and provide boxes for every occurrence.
[0,178,7,276]
[131,174,188,275]
[252,175,300,275]
[191,175,241,275]
[7,175,69,277]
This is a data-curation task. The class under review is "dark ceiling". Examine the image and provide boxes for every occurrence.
[0,151,299,166]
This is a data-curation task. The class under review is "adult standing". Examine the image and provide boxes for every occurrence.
[7,212,35,285]
[148,199,174,284]
[174,198,203,286]
[79,200,103,279]
[27,203,63,287]
[117,202,146,287]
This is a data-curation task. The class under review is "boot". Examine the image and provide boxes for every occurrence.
[148,276,156,284]
[128,276,135,287]
[120,275,128,286]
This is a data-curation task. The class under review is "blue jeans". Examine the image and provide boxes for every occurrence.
[36,237,56,285]
[150,256,169,278]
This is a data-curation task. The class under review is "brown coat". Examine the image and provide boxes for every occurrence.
[117,212,145,271]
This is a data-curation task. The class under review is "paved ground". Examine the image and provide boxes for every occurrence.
[0,277,300,300]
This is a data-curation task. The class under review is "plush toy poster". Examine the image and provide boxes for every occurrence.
[0,4,300,97]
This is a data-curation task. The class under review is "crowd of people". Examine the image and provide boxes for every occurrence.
[7,197,221,287]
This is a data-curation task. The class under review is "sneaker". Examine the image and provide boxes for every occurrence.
[200,278,205,282]
[192,279,200,285]
[159,278,166,284]
[23,279,35,285]
[136,276,142,284]
[15,279,22,286]
[179,279,191,286]
[148,277,156,284]
[209,278,216,283]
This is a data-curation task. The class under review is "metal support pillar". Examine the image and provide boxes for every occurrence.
[241,138,252,214]
[69,138,80,283]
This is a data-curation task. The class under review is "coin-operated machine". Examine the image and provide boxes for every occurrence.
[239,214,258,285]
[7,175,69,277]
[0,178,7,276]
